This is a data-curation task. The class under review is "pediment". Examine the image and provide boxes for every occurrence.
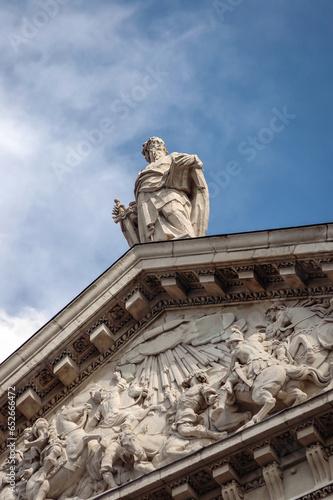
[1,224,333,499]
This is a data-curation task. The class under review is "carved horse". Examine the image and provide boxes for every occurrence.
[268,304,333,370]
[25,403,100,500]
[216,363,330,428]
[118,428,212,470]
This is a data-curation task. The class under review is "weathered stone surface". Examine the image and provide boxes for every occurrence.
[212,463,240,484]
[1,223,333,500]
[161,276,187,299]
[296,425,325,447]
[90,323,115,354]
[113,137,209,245]
[199,273,227,296]
[253,445,279,467]
[171,481,199,500]
[278,264,307,288]
[125,289,150,321]
[53,355,80,385]
[16,388,42,419]
[322,262,333,283]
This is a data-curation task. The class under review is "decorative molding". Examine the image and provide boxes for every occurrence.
[221,480,244,500]
[262,462,284,500]
[1,285,333,444]
[306,443,331,485]
[243,476,266,493]
[16,388,42,419]
[161,276,187,300]
[295,482,333,499]
[53,355,79,385]
[90,323,115,354]
[253,444,280,467]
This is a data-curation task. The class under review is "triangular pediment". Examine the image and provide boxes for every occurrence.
[1,224,333,499]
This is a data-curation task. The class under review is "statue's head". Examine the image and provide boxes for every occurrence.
[265,303,285,321]
[182,369,209,388]
[33,418,48,435]
[90,386,109,403]
[142,137,168,163]
[226,326,244,348]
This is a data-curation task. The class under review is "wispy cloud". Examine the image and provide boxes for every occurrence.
[0,307,48,363]
[0,0,332,361]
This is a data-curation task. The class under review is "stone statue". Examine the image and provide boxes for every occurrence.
[88,372,159,490]
[88,372,137,489]
[265,301,333,369]
[166,370,226,441]
[89,372,136,432]
[4,303,333,499]
[0,451,24,500]
[112,137,209,245]
[212,325,330,427]
[23,403,99,500]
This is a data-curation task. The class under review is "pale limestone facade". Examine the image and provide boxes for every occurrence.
[1,224,333,499]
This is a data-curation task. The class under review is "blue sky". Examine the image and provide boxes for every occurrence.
[0,0,332,361]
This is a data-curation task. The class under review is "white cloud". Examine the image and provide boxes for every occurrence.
[0,307,48,363]
[0,0,331,362]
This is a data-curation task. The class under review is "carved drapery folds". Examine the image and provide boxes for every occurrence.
[113,137,209,245]
[1,297,333,499]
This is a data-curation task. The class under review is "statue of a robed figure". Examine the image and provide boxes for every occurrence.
[112,137,209,245]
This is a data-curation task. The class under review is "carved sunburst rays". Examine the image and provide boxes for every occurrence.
[132,343,231,406]
[117,311,240,406]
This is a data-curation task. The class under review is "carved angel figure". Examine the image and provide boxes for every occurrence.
[113,137,209,245]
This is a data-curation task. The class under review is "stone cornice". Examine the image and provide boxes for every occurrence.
[1,223,333,450]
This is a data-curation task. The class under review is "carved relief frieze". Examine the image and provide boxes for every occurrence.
[2,292,333,442]
[1,250,333,499]
[243,476,266,493]
[296,483,333,500]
